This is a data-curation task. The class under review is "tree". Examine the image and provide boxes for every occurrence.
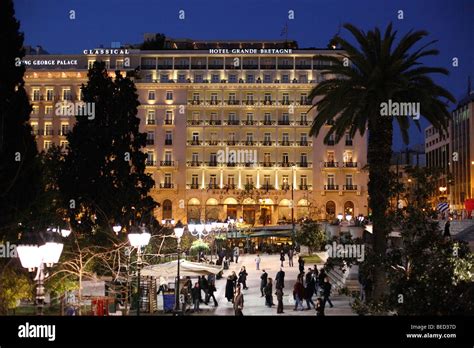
[295,219,326,254]
[0,261,33,315]
[308,23,455,299]
[140,34,166,50]
[0,0,41,240]
[59,62,157,240]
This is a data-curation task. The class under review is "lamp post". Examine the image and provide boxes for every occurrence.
[17,226,68,315]
[337,213,343,223]
[173,221,185,311]
[127,225,151,316]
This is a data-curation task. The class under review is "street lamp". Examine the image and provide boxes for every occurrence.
[173,221,185,311]
[127,225,151,316]
[17,226,67,315]
[113,224,122,235]
[345,214,352,223]
[337,213,343,222]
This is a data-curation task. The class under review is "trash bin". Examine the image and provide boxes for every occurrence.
[163,292,175,313]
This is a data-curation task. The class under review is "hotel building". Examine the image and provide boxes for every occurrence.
[23,39,369,226]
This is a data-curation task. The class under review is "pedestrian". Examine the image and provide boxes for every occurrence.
[312,267,320,294]
[315,297,325,316]
[298,256,305,274]
[264,278,274,307]
[180,285,190,313]
[260,269,268,297]
[318,269,327,295]
[280,250,285,267]
[233,285,244,316]
[305,268,313,287]
[191,282,201,312]
[255,254,261,270]
[223,256,229,270]
[276,287,284,314]
[238,266,249,290]
[225,275,234,302]
[275,268,285,289]
[293,278,305,311]
[234,245,240,263]
[322,277,334,308]
[207,281,218,307]
[304,280,315,310]
[288,248,294,267]
[230,271,238,288]
[443,219,451,237]
[200,275,209,304]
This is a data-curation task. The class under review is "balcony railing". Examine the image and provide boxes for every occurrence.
[260,65,276,69]
[224,184,236,190]
[160,160,175,167]
[157,64,173,69]
[208,100,221,105]
[343,162,358,168]
[187,120,203,126]
[188,140,201,145]
[146,160,156,166]
[206,161,218,167]
[189,99,202,105]
[141,65,156,70]
[206,140,220,146]
[280,162,293,167]
[243,162,255,167]
[299,100,312,105]
[226,162,238,167]
[187,161,202,167]
[226,120,240,125]
[324,161,338,168]
[208,64,224,69]
[297,120,309,126]
[226,100,240,105]
[261,141,274,146]
[297,141,310,146]
[277,64,294,69]
[44,130,54,136]
[160,183,174,189]
[279,141,291,146]
[343,185,358,190]
[146,119,156,125]
[174,64,189,70]
[299,184,311,190]
[243,100,255,106]
[189,183,200,189]
[163,119,173,125]
[207,184,219,189]
[206,120,222,125]
[244,183,255,190]
[297,162,311,168]
[262,100,274,106]
[191,64,206,69]
[261,162,275,167]
[226,140,238,145]
[242,120,255,125]
[164,139,172,145]
[324,184,339,190]
[242,64,258,69]
[262,120,275,126]
[280,100,292,105]
[281,184,291,191]
[244,140,255,146]
[278,120,290,125]
[295,64,312,69]
[260,184,274,191]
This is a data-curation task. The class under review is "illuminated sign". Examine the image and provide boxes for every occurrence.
[208,48,292,54]
[83,49,130,55]
[21,59,78,66]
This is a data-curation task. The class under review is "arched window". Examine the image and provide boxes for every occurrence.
[344,201,354,215]
[163,199,172,219]
[326,201,336,215]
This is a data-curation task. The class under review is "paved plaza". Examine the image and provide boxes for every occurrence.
[182,253,355,316]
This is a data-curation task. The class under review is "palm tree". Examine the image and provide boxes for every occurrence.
[308,23,455,300]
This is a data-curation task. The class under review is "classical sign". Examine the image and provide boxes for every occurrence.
[83,49,130,55]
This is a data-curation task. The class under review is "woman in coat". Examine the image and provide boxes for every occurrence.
[264,278,274,307]
[238,266,248,290]
[276,287,284,314]
[225,275,234,302]
[233,285,244,316]
[298,256,305,274]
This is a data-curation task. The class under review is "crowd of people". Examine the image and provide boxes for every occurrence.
[179,273,219,313]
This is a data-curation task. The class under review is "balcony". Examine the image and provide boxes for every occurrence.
[160,183,174,189]
[160,160,175,167]
[187,120,203,126]
[280,162,293,168]
[278,120,291,126]
[208,100,221,105]
[281,184,291,191]
[206,120,222,126]
[188,140,202,146]
[297,121,309,126]
[187,161,202,167]
[345,140,353,146]
[226,140,238,145]
[188,183,200,189]
[244,140,255,146]
[296,64,312,69]
[297,162,311,168]
[163,119,174,125]
[146,160,156,166]
[261,141,274,146]
[164,139,172,145]
[146,119,156,125]
[206,161,218,167]
[226,100,240,105]
[208,184,219,189]
[262,100,274,106]
[157,64,173,69]
[297,141,310,146]
[191,64,207,69]
[299,184,311,190]
[324,184,339,191]
[242,64,258,69]
[225,184,237,190]
[343,185,358,191]
[343,162,358,168]
[174,64,189,70]
[280,100,292,105]
[260,184,274,191]
[243,100,255,106]
[226,120,240,126]
[208,64,224,69]
[242,120,255,126]
[206,140,220,146]
[141,65,156,70]
[243,162,255,167]
[262,120,275,126]
[277,64,294,69]
[189,99,202,105]
[225,64,239,69]
[261,162,275,167]
[324,161,338,168]
[279,140,291,146]
[244,183,255,191]
[226,162,238,167]
[260,65,276,69]
[146,139,155,145]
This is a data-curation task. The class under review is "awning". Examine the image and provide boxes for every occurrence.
[141,260,223,278]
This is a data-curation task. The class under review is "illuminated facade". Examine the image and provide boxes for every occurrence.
[24,39,369,225]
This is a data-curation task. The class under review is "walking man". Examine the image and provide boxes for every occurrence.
[322,277,334,308]
[260,269,268,297]
[275,268,285,290]
[276,287,284,314]
[255,254,261,270]
[288,248,294,267]
[233,285,244,316]
[234,245,240,263]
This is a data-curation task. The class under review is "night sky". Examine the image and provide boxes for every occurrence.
[14,0,474,150]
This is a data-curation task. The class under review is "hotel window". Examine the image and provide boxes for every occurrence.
[60,140,68,149]
[228,93,236,102]
[327,133,335,145]
[88,60,95,69]
[282,175,289,188]
[62,89,72,101]
[229,74,237,83]
[192,153,199,163]
[210,132,217,143]
[32,89,41,101]
[281,59,290,66]
[31,123,38,135]
[145,74,152,82]
[327,151,335,162]
[300,175,307,188]
[194,74,203,83]
[345,174,353,186]
[146,110,156,125]
[229,132,236,141]
[263,74,271,83]
[148,90,156,100]
[166,90,173,100]
[209,175,217,186]
[345,133,353,146]
[246,93,254,103]
[116,60,124,69]
[146,131,155,145]
[282,133,289,143]
[227,175,235,187]
[178,74,186,83]
[246,74,254,83]
[246,113,253,122]
[164,151,172,162]
[245,175,253,185]
[146,151,154,165]
[300,93,308,104]
[46,89,54,101]
[282,74,290,83]
[192,111,200,122]
[300,153,308,164]
[44,140,52,150]
[343,151,353,163]
[264,113,272,123]
[211,74,220,83]
[192,175,199,187]
[264,133,271,143]
[192,132,199,142]
[282,153,289,164]
[193,92,200,102]
[210,93,218,103]
[263,175,271,186]
[300,113,307,123]
[282,113,289,123]
[61,124,69,135]
[32,105,39,115]
[264,93,272,103]
[210,153,217,164]
[103,60,110,69]
[165,110,173,124]
[298,75,308,83]
[282,93,290,104]
[300,133,308,144]
[164,173,172,185]
[165,131,172,145]
[228,112,237,122]
[210,112,218,121]
[246,133,253,143]
[160,74,169,83]
[327,174,335,186]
